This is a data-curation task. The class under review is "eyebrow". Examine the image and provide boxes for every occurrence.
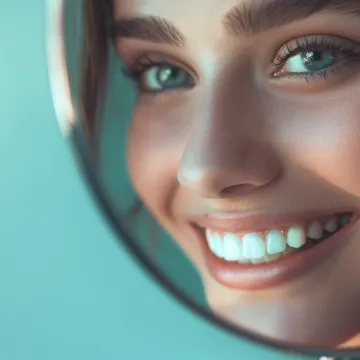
[110,16,185,46]
[110,0,360,46]
[225,0,360,36]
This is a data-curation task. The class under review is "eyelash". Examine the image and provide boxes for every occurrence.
[270,35,360,82]
[122,56,163,80]
[122,35,360,93]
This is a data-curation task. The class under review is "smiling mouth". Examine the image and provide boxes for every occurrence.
[204,212,353,264]
[191,211,358,290]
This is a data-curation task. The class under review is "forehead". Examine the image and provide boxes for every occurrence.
[113,0,241,22]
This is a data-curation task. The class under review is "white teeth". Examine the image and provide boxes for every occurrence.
[306,221,323,240]
[205,230,224,258]
[204,213,353,263]
[215,240,225,258]
[324,217,339,233]
[222,233,243,261]
[205,229,217,253]
[266,229,286,254]
[340,214,351,226]
[242,233,266,259]
[287,226,306,248]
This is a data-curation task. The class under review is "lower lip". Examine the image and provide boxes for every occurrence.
[194,217,358,291]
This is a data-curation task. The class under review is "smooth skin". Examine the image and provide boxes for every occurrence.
[111,0,360,348]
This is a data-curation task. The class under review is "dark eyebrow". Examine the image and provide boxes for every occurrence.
[110,0,360,46]
[109,16,185,46]
[224,0,360,36]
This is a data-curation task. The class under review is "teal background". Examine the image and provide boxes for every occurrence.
[0,1,309,359]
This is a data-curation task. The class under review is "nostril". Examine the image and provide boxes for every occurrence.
[220,184,258,197]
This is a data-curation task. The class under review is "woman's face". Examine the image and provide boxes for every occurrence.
[112,0,360,347]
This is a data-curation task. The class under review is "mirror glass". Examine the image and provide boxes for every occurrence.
[47,0,360,358]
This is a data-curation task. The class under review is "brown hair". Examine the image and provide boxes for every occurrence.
[79,0,151,236]
[79,0,112,151]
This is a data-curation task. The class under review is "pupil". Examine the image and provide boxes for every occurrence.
[157,66,182,86]
[301,51,334,71]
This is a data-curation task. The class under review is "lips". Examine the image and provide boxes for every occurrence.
[190,210,358,290]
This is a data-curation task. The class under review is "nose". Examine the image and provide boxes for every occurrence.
[177,90,282,199]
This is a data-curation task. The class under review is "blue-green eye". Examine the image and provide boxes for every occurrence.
[285,51,335,73]
[272,35,360,82]
[142,64,193,92]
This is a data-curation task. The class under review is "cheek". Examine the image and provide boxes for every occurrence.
[125,96,193,217]
[126,129,172,216]
[278,102,360,198]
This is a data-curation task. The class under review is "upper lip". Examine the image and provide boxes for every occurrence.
[189,210,353,233]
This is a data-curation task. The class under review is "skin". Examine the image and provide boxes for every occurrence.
[111,0,360,348]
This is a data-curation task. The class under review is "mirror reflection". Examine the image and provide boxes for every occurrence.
[50,0,360,354]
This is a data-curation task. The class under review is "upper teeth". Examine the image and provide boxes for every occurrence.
[205,213,351,263]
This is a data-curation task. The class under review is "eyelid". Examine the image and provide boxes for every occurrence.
[122,51,200,83]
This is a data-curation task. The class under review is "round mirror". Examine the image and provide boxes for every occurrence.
[47,0,360,359]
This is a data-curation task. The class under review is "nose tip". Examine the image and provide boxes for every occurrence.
[177,141,283,199]
[177,168,272,199]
